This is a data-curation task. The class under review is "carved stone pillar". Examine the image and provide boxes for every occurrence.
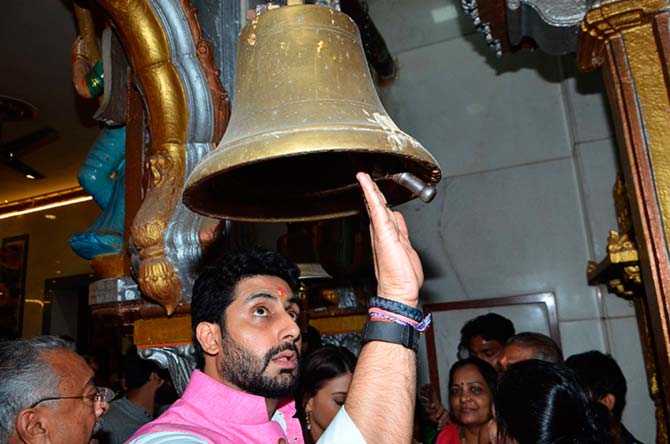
[134,315,195,394]
[578,1,670,441]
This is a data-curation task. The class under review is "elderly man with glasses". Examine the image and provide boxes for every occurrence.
[0,336,113,444]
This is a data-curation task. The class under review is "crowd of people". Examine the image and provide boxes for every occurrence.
[0,173,649,444]
[413,313,643,444]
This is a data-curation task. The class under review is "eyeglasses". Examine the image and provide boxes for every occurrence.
[29,386,115,408]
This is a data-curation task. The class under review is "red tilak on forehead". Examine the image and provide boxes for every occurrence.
[278,287,287,302]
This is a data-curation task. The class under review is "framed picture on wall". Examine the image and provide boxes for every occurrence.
[423,292,561,402]
[1,234,29,338]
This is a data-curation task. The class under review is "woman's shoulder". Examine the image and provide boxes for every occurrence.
[435,423,460,444]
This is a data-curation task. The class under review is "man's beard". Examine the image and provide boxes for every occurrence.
[219,333,300,398]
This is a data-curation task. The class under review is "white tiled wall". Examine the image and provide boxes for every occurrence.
[368,1,656,441]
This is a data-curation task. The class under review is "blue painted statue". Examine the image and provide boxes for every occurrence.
[68,126,126,260]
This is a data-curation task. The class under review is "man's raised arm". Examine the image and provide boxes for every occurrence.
[321,172,424,444]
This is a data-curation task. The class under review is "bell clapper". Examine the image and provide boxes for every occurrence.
[390,172,437,203]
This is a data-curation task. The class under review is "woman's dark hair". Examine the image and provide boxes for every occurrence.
[495,360,611,444]
[449,357,498,396]
[448,358,497,424]
[296,345,357,443]
[565,351,627,422]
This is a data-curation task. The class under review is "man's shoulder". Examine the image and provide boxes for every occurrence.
[127,431,210,444]
[103,397,149,426]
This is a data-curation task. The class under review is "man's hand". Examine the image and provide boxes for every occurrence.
[356,172,423,308]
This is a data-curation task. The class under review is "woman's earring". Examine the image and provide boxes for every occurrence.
[306,410,312,431]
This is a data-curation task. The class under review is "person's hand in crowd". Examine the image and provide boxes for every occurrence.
[419,384,450,430]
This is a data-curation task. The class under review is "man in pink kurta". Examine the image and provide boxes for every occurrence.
[128,370,302,443]
[127,248,305,444]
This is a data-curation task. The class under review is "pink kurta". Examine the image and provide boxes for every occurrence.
[128,370,304,444]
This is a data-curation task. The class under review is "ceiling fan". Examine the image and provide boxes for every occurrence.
[0,95,58,180]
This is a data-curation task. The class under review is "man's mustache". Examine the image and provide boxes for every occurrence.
[262,342,300,370]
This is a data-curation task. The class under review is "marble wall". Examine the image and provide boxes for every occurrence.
[366,0,655,440]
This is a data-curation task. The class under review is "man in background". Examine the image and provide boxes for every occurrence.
[459,313,516,370]
[499,331,563,370]
[98,346,165,444]
[0,336,110,444]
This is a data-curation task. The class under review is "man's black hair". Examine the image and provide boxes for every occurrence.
[459,313,515,352]
[124,346,162,390]
[565,350,627,422]
[191,247,301,363]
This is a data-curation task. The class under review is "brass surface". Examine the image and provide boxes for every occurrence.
[134,315,193,347]
[90,254,126,279]
[183,4,441,222]
[73,4,100,64]
[577,0,667,70]
[97,0,189,314]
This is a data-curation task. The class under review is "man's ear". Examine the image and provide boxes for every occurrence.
[15,409,48,444]
[149,372,165,387]
[598,393,617,413]
[196,322,222,356]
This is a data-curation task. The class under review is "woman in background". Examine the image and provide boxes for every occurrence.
[495,360,610,444]
[296,345,357,444]
[436,358,497,444]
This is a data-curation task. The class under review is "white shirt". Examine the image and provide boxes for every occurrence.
[128,406,366,444]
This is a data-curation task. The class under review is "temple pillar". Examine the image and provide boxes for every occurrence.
[578,1,670,440]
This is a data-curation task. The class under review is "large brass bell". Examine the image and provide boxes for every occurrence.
[183,4,442,222]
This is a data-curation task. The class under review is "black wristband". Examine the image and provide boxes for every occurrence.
[362,320,419,352]
[368,296,423,323]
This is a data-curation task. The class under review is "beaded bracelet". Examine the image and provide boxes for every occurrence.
[368,295,423,323]
[369,308,432,332]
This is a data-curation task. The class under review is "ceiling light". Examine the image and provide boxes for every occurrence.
[44,214,57,220]
[0,187,92,220]
[25,174,36,180]
[0,196,92,219]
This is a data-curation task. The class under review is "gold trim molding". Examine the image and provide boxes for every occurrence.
[577,0,668,70]
[134,315,193,347]
[97,0,189,315]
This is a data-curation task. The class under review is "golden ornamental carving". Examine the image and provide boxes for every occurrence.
[606,278,635,298]
[587,260,599,275]
[577,0,668,70]
[623,264,642,285]
[607,230,639,262]
[97,0,189,315]
[587,230,641,300]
